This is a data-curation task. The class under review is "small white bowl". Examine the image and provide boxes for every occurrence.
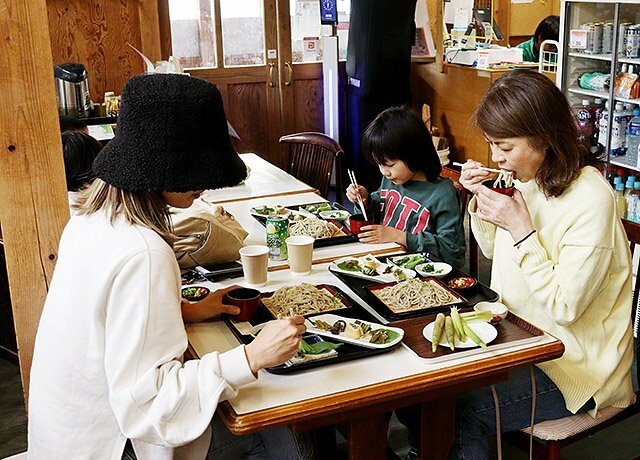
[319,210,350,221]
[474,301,509,321]
[414,262,452,278]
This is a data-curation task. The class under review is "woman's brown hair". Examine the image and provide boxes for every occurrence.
[474,70,599,197]
[74,179,175,245]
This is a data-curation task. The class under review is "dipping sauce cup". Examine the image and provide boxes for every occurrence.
[350,214,374,235]
[225,287,261,321]
[482,179,515,197]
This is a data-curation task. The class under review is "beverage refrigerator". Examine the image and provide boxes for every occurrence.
[558,0,640,173]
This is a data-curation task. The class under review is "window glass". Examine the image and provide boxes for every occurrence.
[289,0,350,63]
[168,0,217,68]
[220,0,265,66]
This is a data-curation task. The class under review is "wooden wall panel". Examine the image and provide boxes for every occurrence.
[46,0,162,103]
[293,79,324,134]
[227,83,271,159]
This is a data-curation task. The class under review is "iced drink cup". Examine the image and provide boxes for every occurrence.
[285,235,314,275]
[239,245,269,287]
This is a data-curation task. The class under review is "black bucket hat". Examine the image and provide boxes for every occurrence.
[93,73,247,192]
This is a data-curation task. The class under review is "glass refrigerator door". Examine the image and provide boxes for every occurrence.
[560,1,640,172]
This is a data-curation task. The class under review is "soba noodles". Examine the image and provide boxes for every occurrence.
[261,283,345,318]
[373,278,462,313]
[290,217,341,239]
[493,169,514,188]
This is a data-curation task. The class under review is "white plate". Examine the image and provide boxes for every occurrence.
[305,314,404,349]
[388,253,431,269]
[423,321,498,349]
[250,207,311,220]
[319,210,351,221]
[329,256,416,284]
[415,262,452,278]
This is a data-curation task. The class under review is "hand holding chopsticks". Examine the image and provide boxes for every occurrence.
[347,169,369,221]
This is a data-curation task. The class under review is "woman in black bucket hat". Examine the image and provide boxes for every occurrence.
[28,73,313,460]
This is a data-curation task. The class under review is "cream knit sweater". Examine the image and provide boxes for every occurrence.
[470,166,636,416]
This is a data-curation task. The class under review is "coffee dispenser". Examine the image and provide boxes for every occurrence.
[54,63,91,118]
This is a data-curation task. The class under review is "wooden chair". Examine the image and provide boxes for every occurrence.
[440,166,479,278]
[279,132,345,203]
[505,219,640,459]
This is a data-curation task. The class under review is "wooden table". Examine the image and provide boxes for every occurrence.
[200,153,317,204]
[187,264,564,459]
[219,191,401,269]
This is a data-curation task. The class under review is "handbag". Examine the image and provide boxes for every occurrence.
[171,198,248,269]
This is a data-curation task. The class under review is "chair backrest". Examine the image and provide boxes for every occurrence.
[279,132,344,201]
[440,166,478,278]
[622,220,640,389]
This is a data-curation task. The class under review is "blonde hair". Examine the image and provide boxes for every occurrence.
[74,179,175,245]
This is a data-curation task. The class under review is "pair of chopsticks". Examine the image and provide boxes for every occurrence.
[347,169,369,221]
[452,162,503,174]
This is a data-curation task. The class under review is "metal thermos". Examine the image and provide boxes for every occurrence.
[54,63,91,118]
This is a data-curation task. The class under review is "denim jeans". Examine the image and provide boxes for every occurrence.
[449,365,594,460]
[207,413,314,459]
[122,414,314,460]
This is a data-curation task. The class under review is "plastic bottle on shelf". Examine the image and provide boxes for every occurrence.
[610,102,628,156]
[627,108,640,169]
[598,101,610,152]
[615,182,627,219]
[627,182,640,223]
[573,99,594,142]
[592,98,605,145]
[625,175,637,199]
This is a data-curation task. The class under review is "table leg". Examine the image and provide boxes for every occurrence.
[347,412,389,460]
[419,397,455,460]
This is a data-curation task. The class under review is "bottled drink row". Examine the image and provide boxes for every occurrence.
[610,167,640,222]
[574,96,640,166]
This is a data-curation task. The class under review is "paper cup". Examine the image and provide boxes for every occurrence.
[239,245,269,287]
[286,235,314,275]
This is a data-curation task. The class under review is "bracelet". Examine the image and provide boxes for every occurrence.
[513,230,536,247]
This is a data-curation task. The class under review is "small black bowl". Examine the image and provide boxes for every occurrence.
[181,286,210,302]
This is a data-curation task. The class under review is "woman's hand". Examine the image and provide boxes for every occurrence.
[346,184,370,207]
[460,160,495,193]
[358,225,406,246]
[181,284,241,323]
[475,187,534,242]
[244,316,306,374]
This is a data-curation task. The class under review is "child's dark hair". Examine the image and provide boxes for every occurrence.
[62,131,103,191]
[534,15,560,43]
[362,106,442,181]
[59,115,88,133]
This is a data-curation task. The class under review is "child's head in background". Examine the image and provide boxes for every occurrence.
[362,106,441,185]
[62,130,103,191]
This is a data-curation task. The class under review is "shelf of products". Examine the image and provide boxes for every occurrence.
[560,1,640,182]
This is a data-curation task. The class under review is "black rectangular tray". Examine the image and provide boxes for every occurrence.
[222,284,400,374]
[329,253,499,322]
[181,260,244,284]
[251,201,359,248]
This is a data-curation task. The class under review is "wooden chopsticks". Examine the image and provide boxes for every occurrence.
[347,169,369,221]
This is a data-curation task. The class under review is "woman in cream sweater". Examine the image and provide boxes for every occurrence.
[455,71,635,459]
